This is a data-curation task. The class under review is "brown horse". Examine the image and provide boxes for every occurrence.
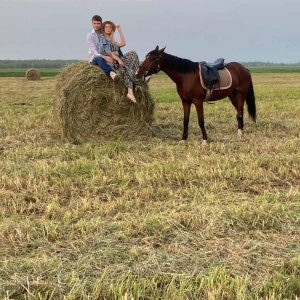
[136,46,256,144]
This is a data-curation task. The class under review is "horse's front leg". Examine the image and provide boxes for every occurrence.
[194,100,208,143]
[181,101,191,141]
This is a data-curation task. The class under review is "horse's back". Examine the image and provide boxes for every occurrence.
[225,62,250,74]
[225,62,252,82]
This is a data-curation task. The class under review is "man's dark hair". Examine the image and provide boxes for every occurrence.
[92,15,102,22]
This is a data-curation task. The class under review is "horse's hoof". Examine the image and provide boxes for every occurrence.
[238,129,243,137]
[201,140,207,146]
[179,139,187,144]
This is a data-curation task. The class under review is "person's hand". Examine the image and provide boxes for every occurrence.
[118,59,124,67]
[116,25,122,31]
[103,55,114,63]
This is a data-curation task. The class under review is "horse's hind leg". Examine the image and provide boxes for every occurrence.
[228,91,245,137]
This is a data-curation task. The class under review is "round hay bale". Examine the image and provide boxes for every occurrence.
[52,62,155,143]
[26,68,41,80]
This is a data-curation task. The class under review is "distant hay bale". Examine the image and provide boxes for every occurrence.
[26,68,41,80]
[52,62,155,143]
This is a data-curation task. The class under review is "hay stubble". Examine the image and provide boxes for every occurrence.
[0,72,299,299]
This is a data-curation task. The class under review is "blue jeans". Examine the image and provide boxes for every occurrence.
[91,56,112,76]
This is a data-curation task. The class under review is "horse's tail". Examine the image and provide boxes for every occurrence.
[246,81,256,122]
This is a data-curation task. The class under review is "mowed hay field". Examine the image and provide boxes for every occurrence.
[0,71,299,299]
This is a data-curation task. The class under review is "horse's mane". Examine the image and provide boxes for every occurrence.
[163,53,198,73]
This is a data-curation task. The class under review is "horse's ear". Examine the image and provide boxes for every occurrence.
[159,46,166,54]
[155,45,159,51]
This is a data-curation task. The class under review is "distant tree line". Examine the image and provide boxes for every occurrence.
[240,61,300,67]
[0,59,299,69]
[0,60,83,69]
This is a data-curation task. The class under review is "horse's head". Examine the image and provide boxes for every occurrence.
[135,46,166,79]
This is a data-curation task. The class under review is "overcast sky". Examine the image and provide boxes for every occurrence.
[0,0,299,63]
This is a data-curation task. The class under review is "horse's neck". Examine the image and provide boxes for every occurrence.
[160,54,189,86]
[161,66,185,86]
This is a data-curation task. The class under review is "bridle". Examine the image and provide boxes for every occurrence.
[139,53,163,76]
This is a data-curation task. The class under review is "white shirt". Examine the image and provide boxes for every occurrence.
[86,29,101,62]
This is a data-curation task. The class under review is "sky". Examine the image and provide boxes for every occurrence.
[0,0,299,63]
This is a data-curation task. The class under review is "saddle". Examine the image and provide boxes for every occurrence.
[200,58,225,89]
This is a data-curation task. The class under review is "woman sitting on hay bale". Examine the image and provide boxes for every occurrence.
[100,20,149,104]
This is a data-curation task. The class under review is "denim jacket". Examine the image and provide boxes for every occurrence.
[99,37,112,56]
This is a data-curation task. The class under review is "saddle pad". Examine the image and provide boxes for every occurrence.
[199,64,232,90]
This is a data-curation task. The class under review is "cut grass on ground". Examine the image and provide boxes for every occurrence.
[0,73,299,299]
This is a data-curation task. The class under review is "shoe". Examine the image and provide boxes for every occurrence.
[113,74,121,84]
[144,76,151,83]
[127,94,137,104]
[110,72,121,83]
[110,71,117,79]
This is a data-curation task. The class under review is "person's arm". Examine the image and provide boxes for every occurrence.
[114,25,126,48]
[111,52,124,67]
[87,33,114,63]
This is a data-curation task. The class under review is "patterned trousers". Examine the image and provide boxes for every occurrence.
[114,50,139,89]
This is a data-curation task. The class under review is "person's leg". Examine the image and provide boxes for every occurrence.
[121,51,139,82]
[117,66,136,104]
[91,56,118,79]
[127,87,136,103]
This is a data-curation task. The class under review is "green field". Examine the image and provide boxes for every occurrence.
[0,69,61,77]
[1,66,300,78]
[0,71,299,299]
[248,66,300,73]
